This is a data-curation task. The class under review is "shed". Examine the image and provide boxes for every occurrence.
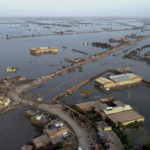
[32,134,50,149]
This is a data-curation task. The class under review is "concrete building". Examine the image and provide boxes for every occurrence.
[44,126,68,139]
[32,134,50,149]
[95,73,142,91]
[75,100,107,112]
[102,104,133,115]
[107,109,144,126]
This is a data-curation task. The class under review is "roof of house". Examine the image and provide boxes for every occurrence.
[107,110,144,124]
[95,77,114,85]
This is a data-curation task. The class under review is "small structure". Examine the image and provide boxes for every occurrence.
[102,104,133,115]
[95,77,118,91]
[100,97,114,104]
[66,58,83,63]
[0,96,10,109]
[44,126,68,139]
[6,67,16,73]
[75,100,107,112]
[32,134,50,149]
[53,119,64,128]
[56,31,64,35]
[62,46,68,49]
[37,97,43,102]
[20,145,33,150]
[30,47,58,56]
[30,114,50,128]
[16,77,26,82]
[107,109,144,126]
[95,73,142,91]
[24,110,38,118]
[83,42,88,46]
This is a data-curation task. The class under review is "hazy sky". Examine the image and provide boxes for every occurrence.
[0,0,149,17]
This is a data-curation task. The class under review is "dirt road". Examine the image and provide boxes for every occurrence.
[7,90,91,150]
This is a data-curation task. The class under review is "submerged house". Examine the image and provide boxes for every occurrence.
[102,104,144,126]
[95,73,142,91]
[30,47,58,56]
[0,96,10,109]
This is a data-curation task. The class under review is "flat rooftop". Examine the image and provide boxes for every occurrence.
[108,73,140,82]
[32,134,49,148]
[45,126,68,137]
[95,77,113,85]
[107,110,144,125]
[75,100,107,112]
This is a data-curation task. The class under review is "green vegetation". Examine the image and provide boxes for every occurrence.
[93,117,102,122]
[113,127,132,150]
[62,100,67,105]
[72,105,81,113]
[92,42,111,49]
[68,68,76,73]
[65,30,73,32]
[68,68,72,73]
[137,45,150,51]
[107,121,132,150]
[112,54,119,57]
[123,49,130,53]
[123,45,150,59]
[62,65,66,69]
[6,34,9,39]
[86,113,97,120]
[0,80,3,84]
[123,50,138,59]
[55,141,65,149]
[126,121,144,128]
[49,114,57,119]
[122,45,150,64]
[145,51,150,56]
[77,66,83,72]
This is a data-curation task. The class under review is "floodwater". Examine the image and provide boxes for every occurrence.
[0,17,150,148]
[0,107,40,150]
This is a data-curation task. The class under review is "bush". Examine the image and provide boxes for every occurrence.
[0,80,3,84]
[72,105,81,112]
[126,121,144,128]
[49,114,56,119]
[78,66,83,72]
[86,113,97,120]
[55,141,64,149]
[62,65,66,69]
[106,120,132,150]
[92,42,111,49]
[113,127,132,150]
[62,100,67,105]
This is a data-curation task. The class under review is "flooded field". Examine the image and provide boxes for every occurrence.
[0,17,150,149]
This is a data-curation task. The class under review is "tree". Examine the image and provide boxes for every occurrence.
[6,34,9,39]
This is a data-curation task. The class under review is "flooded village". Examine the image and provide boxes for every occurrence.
[0,17,150,150]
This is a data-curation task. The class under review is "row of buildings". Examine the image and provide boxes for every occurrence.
[74,97,144,150]
[21,109,70,150]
